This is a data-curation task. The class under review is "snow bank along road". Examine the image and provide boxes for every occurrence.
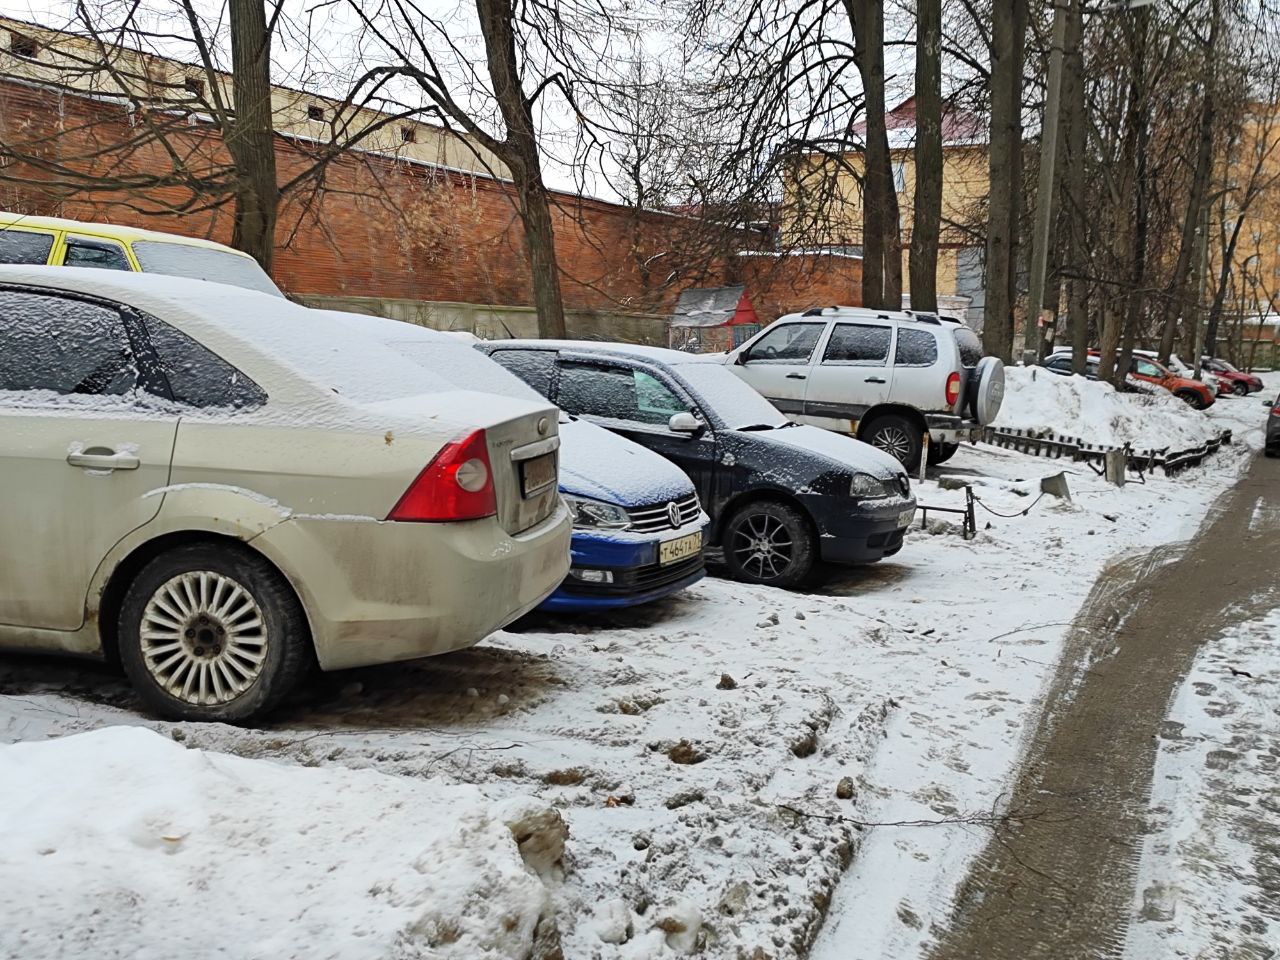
[0,384,1273,959]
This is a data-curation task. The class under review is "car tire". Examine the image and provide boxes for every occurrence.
[118,542,310,722]
[1233,383,1248,397]
[723,500,816,589]
[1174,389,1207,409]
[862,414,924,470]
[966,356,1006,425]
[927,440,960,465]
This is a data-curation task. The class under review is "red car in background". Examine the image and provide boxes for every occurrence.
[1202,358,1264,396]
[1086,351,1216,409]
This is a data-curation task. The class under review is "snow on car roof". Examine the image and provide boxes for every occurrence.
[487,338,728,367]
[0,266,546,416]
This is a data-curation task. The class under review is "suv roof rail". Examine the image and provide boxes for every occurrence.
[802,306,835,317]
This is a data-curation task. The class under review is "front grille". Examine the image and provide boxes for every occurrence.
[564,554,705,597]
[626,493,700,533]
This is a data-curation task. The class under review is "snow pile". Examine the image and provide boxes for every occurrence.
[993,366,1219,451]
[0,727,558,960]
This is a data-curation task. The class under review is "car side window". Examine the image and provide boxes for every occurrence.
[1134,359,1161,378]
[894,328,938,366]
[823,323,892,364]
[141,316,266,409]
[63,236,131,271]
[0,289,139,396]
[558,362,691,427]
[488,348,556,397]
[0,229,55,264]
[746,323,824,363]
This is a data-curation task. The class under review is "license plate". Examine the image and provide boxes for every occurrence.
[520,453,556,498]
[660,531,702,565]
[898,507,916,529]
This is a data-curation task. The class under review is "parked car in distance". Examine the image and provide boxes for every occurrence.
[476,339,916,589]
[0,267,571,722]
[0,211,283,297]
[721,307,1004,470]
[1133,350,1230,398]
[1051,348,1215,409]
[339,319,712,612]
[1203,357,1263,395]
[1267,393,1280,457]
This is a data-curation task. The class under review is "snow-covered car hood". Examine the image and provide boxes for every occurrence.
[750,424,907,481]
[558,418,694,506]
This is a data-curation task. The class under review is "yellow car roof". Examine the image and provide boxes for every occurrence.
[0,211,253,258]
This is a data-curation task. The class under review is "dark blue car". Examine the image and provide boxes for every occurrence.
[546,416,709,611]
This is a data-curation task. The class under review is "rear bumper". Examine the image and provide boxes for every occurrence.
[251,504,572,670]
[802,494,915,564]
[924,413,981,443]
[541,524,708,611]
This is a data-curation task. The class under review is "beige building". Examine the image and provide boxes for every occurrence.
[1216,102,1280,322]
[783,98,989,323]
[1,15,504,176]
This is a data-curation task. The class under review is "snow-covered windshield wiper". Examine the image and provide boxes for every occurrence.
[738,422,786,431]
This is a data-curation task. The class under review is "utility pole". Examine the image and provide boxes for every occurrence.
[1021,0,1071,365]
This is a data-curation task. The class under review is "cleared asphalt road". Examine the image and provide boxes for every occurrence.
[930,451,1280,960]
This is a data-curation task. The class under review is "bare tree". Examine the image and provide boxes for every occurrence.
[909,0,943,311]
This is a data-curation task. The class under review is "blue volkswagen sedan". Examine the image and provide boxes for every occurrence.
[547,416,709,610]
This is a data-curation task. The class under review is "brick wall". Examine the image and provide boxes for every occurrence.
[0,78,859,324]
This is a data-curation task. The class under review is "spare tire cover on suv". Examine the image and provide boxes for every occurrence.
[967,356,1005,425]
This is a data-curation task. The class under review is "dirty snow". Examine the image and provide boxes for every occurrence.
[0,372,1275,959]
[993,365,1222,451]
[1123,608,1280,960]
[0,725,557,960]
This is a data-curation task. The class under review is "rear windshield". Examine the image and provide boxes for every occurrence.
[952,326,983,368]
[132,240,283,297]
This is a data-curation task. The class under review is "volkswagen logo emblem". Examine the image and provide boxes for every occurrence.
[667,501,681,528]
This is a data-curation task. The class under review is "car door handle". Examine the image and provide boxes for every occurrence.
[67,449,140,471]
[786,373,807,380]
[864,377,887,384]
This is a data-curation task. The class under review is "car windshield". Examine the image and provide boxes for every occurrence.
[1216,359,1239,372]
[131,241,284,297]
[674,361,789,429]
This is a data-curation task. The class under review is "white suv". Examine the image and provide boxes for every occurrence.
[725,307,1005,469]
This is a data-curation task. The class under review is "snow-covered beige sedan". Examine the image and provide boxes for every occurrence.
[0,267,571,721]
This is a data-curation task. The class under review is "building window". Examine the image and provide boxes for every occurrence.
[400,124,417,144]
[307,104,325,122]
[9,32,38,58]
[892,161,906,193]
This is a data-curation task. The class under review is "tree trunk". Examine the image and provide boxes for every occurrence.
[475,0,568,339]
[908,0,942,312]
[1117,6,1151,387]
[1205,213,1245,357]
[1062,0,1089,373]
[227,0,280,275]
[847,0,900,310]
[982,0,1027,360]
[1157,0,1219,363]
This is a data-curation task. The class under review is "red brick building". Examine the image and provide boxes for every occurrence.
[0,74,861,339]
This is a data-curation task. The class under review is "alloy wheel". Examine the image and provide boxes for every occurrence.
[731,513,795,580]
[872,425,914,463]
[139,571,268,706]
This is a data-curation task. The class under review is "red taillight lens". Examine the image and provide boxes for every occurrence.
[387,429,497,522]
[945,371,961,407]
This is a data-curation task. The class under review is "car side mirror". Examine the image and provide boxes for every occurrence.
[669,412,704,435]
[733,349,749,366]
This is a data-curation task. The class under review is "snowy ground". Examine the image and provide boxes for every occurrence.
[0,379,1275,960]
[1123,609,1280,960]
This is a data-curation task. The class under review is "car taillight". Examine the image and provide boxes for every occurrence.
[386,429,497,522]
[1272,402,1280,415]
[945,371,961,407]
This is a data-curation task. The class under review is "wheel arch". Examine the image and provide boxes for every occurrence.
[856,403,929,440]
[95,530,312,667]
[715,487,820,547]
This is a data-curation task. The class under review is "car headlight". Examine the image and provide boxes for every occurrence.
[563,494,631,530]
[849,472,891,499]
